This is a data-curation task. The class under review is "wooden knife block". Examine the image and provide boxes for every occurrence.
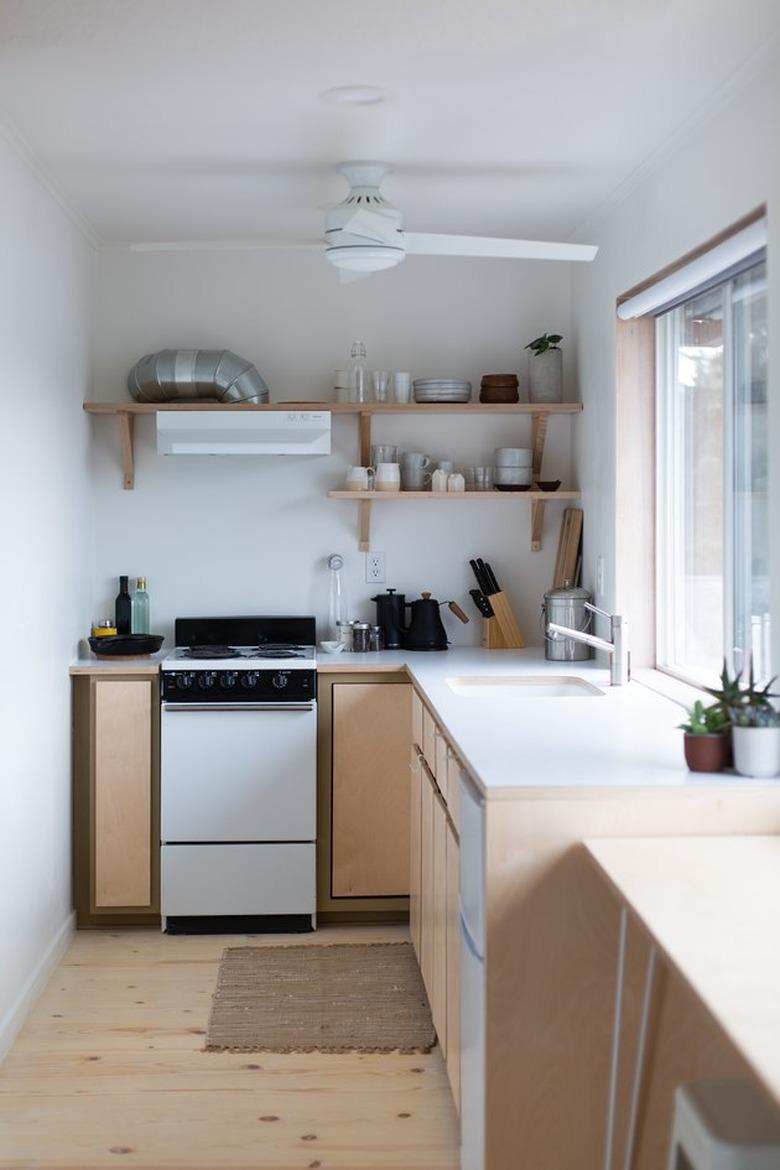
[481,591,525,649]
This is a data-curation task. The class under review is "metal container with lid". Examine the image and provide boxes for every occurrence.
[542,581,593,661]
[352,622,371,653]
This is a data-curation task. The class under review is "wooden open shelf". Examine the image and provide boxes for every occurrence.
[329,490,581,552]
[83,400,581,549]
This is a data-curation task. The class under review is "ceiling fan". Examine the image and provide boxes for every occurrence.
[324,161,597,280]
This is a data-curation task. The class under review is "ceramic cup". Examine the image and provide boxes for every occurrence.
[375,462,401,492]
[345,465,375,491]
[401,452,431,490]
[393,372,412,403]
[371,444,399,465]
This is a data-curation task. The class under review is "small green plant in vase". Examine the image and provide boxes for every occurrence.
[678,700,731,773]
[702,662,780,778]
[525,332,563,403]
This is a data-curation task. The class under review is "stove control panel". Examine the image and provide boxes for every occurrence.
[161,668,315,704]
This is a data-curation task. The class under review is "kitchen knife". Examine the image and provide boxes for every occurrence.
[469,558,491,595]
[469,588,494,618]
[482,560,501,595]
[475,557,493,593]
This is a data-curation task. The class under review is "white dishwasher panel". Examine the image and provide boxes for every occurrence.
[161,706,316,842]
[162,843,316,916]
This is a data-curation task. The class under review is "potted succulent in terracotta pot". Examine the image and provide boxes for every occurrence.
[525,332,563,403]
[678,700,731,772]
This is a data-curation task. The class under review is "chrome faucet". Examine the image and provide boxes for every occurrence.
[546,603,630,686]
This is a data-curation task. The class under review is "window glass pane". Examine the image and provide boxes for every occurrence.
[731,261,770,680]
[656,255,769,687]
[660,289,725,682]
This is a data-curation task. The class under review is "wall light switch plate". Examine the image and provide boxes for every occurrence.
[366,551,385,584]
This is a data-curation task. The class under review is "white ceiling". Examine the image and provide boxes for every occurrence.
[0,0,778,244]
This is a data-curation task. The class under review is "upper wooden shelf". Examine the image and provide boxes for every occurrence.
[83,401,582,416]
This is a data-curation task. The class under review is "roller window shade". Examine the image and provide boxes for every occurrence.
[617,218,767,320]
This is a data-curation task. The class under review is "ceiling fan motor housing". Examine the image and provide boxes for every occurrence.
[324,161,406,272]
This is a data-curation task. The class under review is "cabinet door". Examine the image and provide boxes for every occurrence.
[446,817,461,1112]
[93,678,153,909]
[420,764,435,992]
[435,725,449,805]
[422,705,437,775]
[409,748,423,959]
[412,689,424,751]
[431,788,449,1055]
[331,682,412,897]
[447,749,463,835]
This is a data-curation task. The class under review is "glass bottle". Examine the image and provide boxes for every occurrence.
[132,576,151,635]
[349,341,367,404]
[114,575,132,636]
[327,554,349,639]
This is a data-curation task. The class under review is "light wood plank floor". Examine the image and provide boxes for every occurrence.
[0,925,459,1169]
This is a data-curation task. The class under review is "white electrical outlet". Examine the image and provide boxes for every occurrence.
[366,551,386,584]
[596,555,605,600]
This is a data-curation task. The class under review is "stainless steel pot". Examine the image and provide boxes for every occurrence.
[542,582,593,661]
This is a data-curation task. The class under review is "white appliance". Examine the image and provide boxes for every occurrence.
[460,774,487,1170]
[156,410,331,455]
[159,616,318,931]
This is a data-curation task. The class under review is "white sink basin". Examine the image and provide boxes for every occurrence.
[446,675,604,699]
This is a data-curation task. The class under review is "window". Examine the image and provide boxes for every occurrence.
[656,256,768,687]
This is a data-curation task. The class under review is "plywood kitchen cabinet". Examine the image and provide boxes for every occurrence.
[317,673,412,917]
[410,687,461,1112]
[72,671,160,927]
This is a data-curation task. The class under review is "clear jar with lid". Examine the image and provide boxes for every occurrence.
[337,620,355,650]
[352,622,371,653]
[369,625,384,652]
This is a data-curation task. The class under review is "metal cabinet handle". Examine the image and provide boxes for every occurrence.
[162,702,315,712]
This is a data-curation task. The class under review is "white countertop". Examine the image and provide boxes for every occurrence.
[324,647,780,796]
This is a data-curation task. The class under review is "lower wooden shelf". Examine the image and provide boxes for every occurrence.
[327,490,581,551]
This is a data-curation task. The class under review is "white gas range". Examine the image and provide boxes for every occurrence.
[159,616,317,933]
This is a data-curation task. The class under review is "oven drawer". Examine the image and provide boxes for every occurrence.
[161,843,316,916]
[161,705,316,842]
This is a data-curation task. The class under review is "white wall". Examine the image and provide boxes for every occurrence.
[91,249,573,643]
[0,135,94,1055]
[571,53,780,670]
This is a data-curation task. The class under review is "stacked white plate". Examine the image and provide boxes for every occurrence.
[413,379,472,404]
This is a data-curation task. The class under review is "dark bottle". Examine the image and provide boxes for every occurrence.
[114,575,132,635]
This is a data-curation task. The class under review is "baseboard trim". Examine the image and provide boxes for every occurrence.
[0,911,76,1062]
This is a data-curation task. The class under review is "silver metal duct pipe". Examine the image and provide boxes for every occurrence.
[128,349,270,404]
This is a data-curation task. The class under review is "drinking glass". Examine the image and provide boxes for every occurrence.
[371,371,390,402]
[475,466,494,491]
[393,372,412,403]
[462,466,476,490]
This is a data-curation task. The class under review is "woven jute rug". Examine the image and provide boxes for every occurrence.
[205,941,435,1054]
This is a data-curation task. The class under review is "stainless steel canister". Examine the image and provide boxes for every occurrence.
[352,622,371,653]
[542,582,593,661]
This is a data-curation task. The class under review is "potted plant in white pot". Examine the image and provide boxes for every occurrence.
[525,332,563,403]
[704,663,780,778]
[678,700,731,772]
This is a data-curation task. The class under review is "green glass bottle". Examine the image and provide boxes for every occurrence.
[132,577,150,635]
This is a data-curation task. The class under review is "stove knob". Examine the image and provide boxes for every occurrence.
[177,672,194,689]
[241,672,259,689]
[197,672,215,690]
[272,672,289,690]
[220,671,237,688]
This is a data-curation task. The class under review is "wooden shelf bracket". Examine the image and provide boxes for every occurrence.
[118,412,135,490]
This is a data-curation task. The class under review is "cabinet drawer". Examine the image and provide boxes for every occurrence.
[409,748,423,959]
[162,843,315,917]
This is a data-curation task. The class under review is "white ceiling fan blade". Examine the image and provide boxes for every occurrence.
[405,232,598,262]
[341,207,402,247]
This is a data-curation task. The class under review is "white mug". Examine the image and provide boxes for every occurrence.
[375,462,401,492]
[345,465,375,491]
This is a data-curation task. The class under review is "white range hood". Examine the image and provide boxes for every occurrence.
[156,410,331,455]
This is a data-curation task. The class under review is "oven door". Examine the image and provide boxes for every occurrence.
[161,702,316,843]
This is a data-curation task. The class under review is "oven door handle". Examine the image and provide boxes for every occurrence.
[162,702,316,712]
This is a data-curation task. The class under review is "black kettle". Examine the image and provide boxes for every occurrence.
[371,588,406,649]
[405,592,469,651]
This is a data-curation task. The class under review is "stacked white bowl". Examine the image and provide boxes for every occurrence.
[494,447,533,488]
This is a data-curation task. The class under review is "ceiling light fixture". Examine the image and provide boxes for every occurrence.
[320,85,388,107]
